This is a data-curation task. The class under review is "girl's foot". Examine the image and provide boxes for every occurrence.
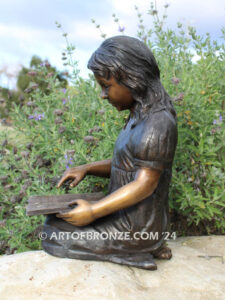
[152,246,172,260]
[110,253,157,270]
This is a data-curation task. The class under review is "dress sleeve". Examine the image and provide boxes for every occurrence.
[133,112,177,171]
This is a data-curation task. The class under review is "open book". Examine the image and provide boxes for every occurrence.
[26,192,104,216]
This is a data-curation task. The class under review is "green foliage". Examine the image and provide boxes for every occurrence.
[0,55,68,119]
[134,3,225,232]
[30,55,42,68]
[17,67,30,91]
[17,55,68,94]
[0,66,126,253]
[0,87,24,119]
[0,2,224,254]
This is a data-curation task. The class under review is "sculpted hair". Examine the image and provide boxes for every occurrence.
[88,35,176,121]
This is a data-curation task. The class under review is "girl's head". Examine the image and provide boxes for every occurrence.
[88,35,176,119]
[88,36,160,101]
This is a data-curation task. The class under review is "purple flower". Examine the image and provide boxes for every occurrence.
[27,71,37,76]
[213,120,217,125]
[219,115,222,122]
[62,88,67,94]
[45,62,51,68]
[31,83,39,90]
[118,26,125,32]
[173,93,184,102]
[26,101,37,107]
[28,113,44,121]
[40,62,45,67]
[211,128,216,135]
[34,113,45,121]
[47,72,54,77]
[58,126,66,134]
[62,98,67,105]
[171,77,180,85]
[54,109,63,116]
[64,153,73,169]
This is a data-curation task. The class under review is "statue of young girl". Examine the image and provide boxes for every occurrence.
[42,35,178,270]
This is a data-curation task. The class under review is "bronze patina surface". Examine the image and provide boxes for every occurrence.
[42,36,178,270]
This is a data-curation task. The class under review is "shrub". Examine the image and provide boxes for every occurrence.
[0,55,68,119]
[0,2,224,254]
[0,87,25,119]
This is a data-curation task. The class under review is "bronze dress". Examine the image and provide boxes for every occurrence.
[42,106,177,268]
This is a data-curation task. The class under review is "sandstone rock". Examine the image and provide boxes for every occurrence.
[0,236,224,300]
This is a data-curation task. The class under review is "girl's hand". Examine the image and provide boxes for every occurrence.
[57,166,87,188]
[56,200,95,226]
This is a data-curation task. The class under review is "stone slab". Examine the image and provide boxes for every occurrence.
[0,236,225,300]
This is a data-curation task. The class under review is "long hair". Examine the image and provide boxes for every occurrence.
[88,35,176,124]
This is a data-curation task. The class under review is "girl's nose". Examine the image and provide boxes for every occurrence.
[100,89,108,99]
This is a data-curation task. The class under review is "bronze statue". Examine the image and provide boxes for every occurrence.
[42,36,178,270]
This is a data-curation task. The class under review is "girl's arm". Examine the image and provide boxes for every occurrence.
[56,167,161,226]
[57,159,111,188]
[92,167,160,218]
[86,159,111,177]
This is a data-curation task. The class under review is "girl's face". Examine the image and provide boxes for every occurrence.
[95,75,134,111]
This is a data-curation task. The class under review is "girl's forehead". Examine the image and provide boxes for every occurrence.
[93,68,111,80]
[95,74,113,84]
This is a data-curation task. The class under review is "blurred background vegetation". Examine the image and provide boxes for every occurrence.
[0,2,224,255]
[0,55,68,120]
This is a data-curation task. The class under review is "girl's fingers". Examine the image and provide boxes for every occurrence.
[70,173,83,187]
[57,214,74,223]
[57,176,67,188]
[56,212,68,218]
[68,200,78,208]
[57,174,73,188]
[70,178,80,187]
